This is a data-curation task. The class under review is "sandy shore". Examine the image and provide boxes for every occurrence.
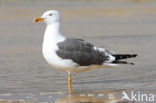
[0,0,156,102]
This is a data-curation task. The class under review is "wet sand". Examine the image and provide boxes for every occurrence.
[0,0,156,102]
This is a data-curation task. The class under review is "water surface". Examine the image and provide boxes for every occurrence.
[0,0,156,102]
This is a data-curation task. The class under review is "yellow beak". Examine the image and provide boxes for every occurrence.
[34,17,45,22]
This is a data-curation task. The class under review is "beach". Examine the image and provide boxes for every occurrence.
[0,0,156,102]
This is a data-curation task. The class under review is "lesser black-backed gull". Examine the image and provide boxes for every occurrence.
[34,10,137,92]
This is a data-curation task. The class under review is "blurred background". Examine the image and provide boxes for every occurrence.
[0,0,155,101]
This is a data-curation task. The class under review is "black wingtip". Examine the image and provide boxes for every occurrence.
[132,54,138,57]
[113,61,135,65]
[113,54,138,60]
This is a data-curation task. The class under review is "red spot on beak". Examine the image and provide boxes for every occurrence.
[34,17,45,22]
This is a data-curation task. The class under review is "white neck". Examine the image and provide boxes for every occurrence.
[45,22,62,38]
[43,22,66,50]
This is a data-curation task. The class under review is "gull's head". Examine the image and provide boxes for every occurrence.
[34,10,60,24]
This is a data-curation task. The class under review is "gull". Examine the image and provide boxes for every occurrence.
[34,10,137,92]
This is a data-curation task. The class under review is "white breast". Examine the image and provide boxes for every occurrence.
[42,26,79,70]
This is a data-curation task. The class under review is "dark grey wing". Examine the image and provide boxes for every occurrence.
[56,38,109,66]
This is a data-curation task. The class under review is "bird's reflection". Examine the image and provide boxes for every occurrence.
[54,89,135,103]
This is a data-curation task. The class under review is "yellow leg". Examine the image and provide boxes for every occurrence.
[68,72,72,93]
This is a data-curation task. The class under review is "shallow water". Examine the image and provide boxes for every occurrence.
[0,0,156,102]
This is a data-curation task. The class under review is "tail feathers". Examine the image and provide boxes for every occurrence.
[113,54,137,60]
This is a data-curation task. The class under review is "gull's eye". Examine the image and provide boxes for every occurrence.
[49,13,53,16]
